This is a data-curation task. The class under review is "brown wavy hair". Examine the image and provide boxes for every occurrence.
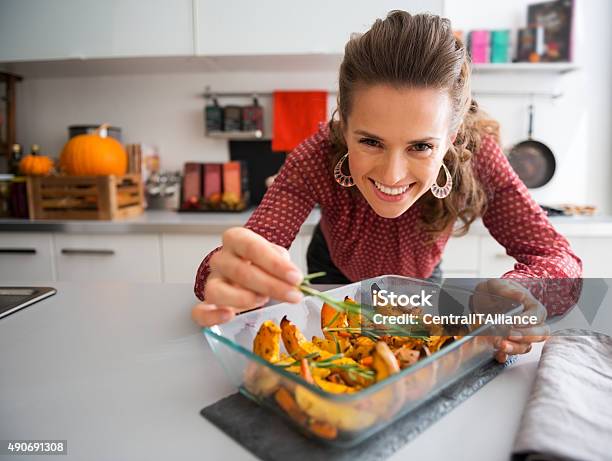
[329,10,500,237]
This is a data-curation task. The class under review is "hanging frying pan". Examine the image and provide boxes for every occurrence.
[508,103,556,188]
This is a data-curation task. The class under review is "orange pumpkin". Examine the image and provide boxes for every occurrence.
[19,152,54,176]
[59,124,127,176]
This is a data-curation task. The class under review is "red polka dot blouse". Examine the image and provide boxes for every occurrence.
[195,123,582,315]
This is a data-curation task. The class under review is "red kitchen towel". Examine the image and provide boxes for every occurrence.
[272,91,327,152]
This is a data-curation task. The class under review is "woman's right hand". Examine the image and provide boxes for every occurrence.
[191,227,304,327]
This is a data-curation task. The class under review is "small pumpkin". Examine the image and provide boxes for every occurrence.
[59,124,127,176]
[19,148,54,176]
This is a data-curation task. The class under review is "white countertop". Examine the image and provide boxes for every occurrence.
[0,282,606,461]
[0,209,321,234]
[2,209,612,237]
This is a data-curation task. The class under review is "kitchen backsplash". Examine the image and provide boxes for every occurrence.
[6,0,611,213]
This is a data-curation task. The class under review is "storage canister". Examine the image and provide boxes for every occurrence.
[491,30,510,63]
[469,30,490,64]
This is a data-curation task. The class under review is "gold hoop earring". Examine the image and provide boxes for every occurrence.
[334,153,354,187]
[431,163,452,199]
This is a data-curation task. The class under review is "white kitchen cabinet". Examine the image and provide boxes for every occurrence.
[440,235,479,278]
[161,232,312,284]
[161,234,222,283]
[289,234,312,276]
[477,235,610,279]
[567,237,612,277]
[479,237,516,278]
[54,234,162,282]
[196,0,444,56]
[0,233,55,282]
[0,0,194,62]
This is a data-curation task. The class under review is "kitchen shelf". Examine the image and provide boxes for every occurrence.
[2,56,580,79]
[206,130,264,140]
[472,63,579,74]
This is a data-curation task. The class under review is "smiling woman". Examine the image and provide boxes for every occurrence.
[192,10,582,363]
[336,86,460,219]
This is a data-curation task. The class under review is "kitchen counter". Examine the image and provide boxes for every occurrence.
[2,209,612,236]
[0,209,321,235]
[0,282,606,461]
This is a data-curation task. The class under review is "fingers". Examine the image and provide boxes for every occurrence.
[495,350,508,363]
[223,228,303,285]
[479,279,548,323]
[204,274,270,309]
[270,243,291,260]
[210,248,302,304]
[507,324,550,343]
[191,303,236,327]
[498,339,533,355]
[522,299,548,323]
[502,281,546,317]
[199,228,304,326]
[477,280,549,362]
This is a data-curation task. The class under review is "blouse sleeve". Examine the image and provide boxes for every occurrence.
[475,136,583,316]
[193,133,327,301]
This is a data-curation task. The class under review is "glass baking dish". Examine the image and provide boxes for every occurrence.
[203,275,523,447]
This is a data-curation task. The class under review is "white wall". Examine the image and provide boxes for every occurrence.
[15,65,340,167]
[444,0,612,212]
[8,0,612,212]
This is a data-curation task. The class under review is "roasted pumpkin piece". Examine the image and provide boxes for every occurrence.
[275,387,308,426]
[245,322,285,397]
[321,302,349,336]
[275,355,331,379]
[320,302,353,352]
[385,335,426,351]
[312,336,347,354]
[313,375,358,394]
[279,362,342,439]
[327,373,347,385]
[350,336,376,361]
[308,420,338,440]
[244,362,282,397]
[311,367,332,379]
[427,335,453,354]
[281,316,332,360]
[394,346,420,369]
[372,341,401,381]
[326,356,374,387]
[253,320,282,362]
[345,296,362,334]
[275,355,300,375]
[295,386,378,431]
[369,341,405,419]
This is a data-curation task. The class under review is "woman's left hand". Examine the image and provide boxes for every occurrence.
[474,279,550,363]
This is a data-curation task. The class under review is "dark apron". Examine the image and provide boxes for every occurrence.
[306,223,443,285]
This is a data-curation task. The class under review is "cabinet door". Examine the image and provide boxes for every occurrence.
[161,231,313,283]
[289,233,313,276]
[0,0,193,62]
[479,237,515,278]
[0,233,55,282]
[567,237,612,278]
[196,0,443,55]
[161,234,222,283]
[54,234,162,282]
[440,235,480,277]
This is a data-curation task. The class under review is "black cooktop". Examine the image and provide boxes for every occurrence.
[0,287,56,319]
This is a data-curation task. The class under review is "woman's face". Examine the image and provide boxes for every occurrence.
[343,84,455,219]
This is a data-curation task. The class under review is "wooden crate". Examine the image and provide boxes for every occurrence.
[27,174,144,220]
